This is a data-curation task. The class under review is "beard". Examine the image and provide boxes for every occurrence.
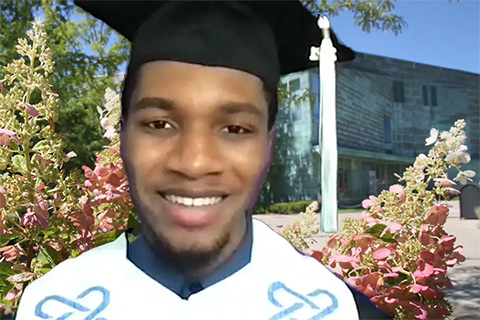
[138,208,231,276]
[126,180,247,278]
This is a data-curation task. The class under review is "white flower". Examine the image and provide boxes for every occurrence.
[425,128,439,146]
[414,154,428,169]
[446,145,471,164]
[453,170,476,185]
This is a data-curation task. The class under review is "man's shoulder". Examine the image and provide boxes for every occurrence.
[250,219,391,320]
[23,234,126,291]
[251,218,346,280]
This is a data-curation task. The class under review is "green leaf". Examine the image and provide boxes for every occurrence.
[69,249,81,259]
[9,139,19,151]
[0,262,15,279]
[380,231,397,244]
[0,232,21,247]
[34,177,43,189]
[11,154,26,172]
[364,224,388,239]
[364,223,397,243]
[93,230,124,247]
[32,140,49,151]
[46,187,62,195]
[38,244,58,267]
[0,263,16,300]
[0,281,14,302]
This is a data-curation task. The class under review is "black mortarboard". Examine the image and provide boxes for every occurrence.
[74,1,354,127]
[75,0,353,83]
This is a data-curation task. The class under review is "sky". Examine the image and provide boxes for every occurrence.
[329,0,480,74]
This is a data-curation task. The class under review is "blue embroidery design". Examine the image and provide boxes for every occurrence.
[35,286,110,320]
[268,282,338,320]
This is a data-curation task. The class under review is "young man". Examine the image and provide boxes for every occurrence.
[16,1,390,319]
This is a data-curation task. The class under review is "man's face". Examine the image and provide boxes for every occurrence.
[121,61,272,262]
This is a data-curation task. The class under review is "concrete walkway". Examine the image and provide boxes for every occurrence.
[253,201,480,319]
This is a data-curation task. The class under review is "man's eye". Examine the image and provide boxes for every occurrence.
[222,125,251,134]
[146,120,173,130]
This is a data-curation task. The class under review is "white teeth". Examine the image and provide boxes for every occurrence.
[164,194,223,207]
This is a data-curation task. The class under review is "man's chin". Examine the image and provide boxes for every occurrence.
[145,227,231,275]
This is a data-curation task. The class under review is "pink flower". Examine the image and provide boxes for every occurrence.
[361,272,384,291]
[446,187,461,195]
[447,246,466,266]
[103,146,121,154]
[420,250,435,263]
[362,195,377,209]
[0,128,21,146]
[411,284,437,299]
[82,165,98,182]
[425,205,449,226]
[0,244,26,262]
[26,105,39,117]
[410,301,428,319]
[380,223,402,237]
[353,234,375,251]
[414,262,434,278]
[389,185,406,204]
[434,178,456,188]
[18,103,39,117]
[0,192,6,209]
[22,207,48,229]
[373,247,391,260]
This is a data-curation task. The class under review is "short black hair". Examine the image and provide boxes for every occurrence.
[120,68,278,131]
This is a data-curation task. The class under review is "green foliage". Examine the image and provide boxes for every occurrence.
[301,0,407,35]
[254,200,314,214]
[0,0,130,171]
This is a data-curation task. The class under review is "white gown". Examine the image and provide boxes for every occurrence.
[16,219,359,320]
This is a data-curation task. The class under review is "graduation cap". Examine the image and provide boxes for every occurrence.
[74,0,354,126]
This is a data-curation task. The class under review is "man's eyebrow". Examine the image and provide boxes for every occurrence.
[133,97,264,117]
[218,102,264,118]
[133,97,175,112]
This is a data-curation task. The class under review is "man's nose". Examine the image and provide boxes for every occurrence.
[165,129,224,179]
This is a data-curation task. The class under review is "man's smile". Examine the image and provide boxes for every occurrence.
[163,194,224,207]
[158,191,231,228]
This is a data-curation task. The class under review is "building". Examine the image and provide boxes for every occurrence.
[273,52,479,206]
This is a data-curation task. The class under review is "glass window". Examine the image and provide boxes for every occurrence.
[393,81,405,102]
[289,78,301,92]
[393,81,405,103]
[430,86,437,106]
[422,85,429,105]
[384,117,392,143]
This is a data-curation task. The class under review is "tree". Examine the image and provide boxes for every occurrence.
[302,0,407,35]
[0,0,130,172]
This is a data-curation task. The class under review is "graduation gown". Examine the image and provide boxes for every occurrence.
[16,219,388,319]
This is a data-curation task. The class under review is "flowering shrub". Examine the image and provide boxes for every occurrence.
[305,120,473,319]
[80,88,134,241]
[0,22,132,316]
[280,201,320,251]
[0,21,90,315]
